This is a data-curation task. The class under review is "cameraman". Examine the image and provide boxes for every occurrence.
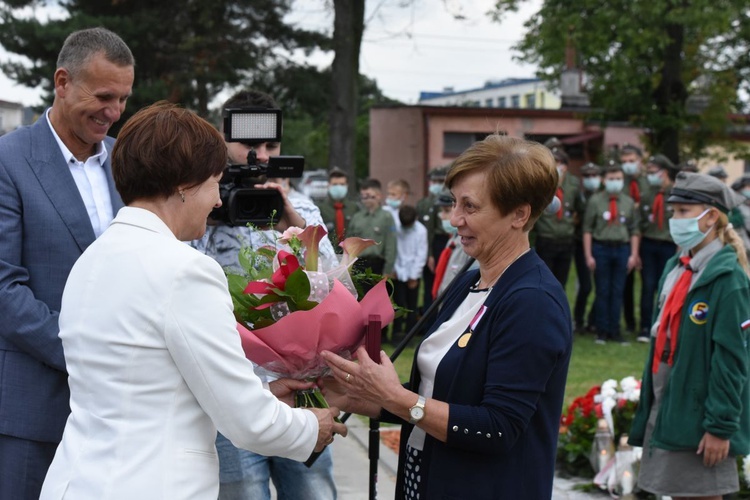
[191,90,337,500]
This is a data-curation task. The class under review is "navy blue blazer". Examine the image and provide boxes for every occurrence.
[0,115,123,443]
[387,250,572,499]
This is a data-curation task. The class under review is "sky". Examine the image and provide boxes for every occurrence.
[0,0,543,108]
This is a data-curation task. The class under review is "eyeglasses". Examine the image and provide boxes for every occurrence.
[582,174,599,178]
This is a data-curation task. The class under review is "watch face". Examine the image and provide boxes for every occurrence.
[410,406,425,420]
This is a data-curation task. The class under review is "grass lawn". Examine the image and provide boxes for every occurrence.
[383,264,651,408]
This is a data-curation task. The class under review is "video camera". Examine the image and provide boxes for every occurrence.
[209,107,304,227]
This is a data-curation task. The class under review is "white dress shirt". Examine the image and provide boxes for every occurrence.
[46,109,113,237]
[394,221,428,281]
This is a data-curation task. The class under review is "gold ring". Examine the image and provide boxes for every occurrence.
[345,373,351,383]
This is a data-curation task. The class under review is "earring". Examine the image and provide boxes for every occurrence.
[180,191,185,203]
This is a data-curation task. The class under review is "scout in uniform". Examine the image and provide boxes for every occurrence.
[416,166,450,312]
[347,178,397,288]
[532,149,582,287]
[583,164,640,344]
[573,162,602,333]
[629,172,750,499]
[317,167,360,252]
[637,154,678,342]
[620,145,650,333]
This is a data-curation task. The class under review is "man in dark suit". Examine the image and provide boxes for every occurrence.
[0,27,134,499]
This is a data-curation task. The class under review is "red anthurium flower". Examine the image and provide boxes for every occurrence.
[271,250,300,290]
[243,251,300,297]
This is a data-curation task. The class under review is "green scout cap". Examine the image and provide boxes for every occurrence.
[580,162,601,175]
[433,187,453,207]
[647,154,675,171]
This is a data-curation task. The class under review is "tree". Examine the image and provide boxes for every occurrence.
[328,0,365,181]
[0,0,327,127]
[490,0,750,162]
[248,60,399,179]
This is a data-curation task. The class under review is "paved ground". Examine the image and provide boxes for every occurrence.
[329,418,606,500]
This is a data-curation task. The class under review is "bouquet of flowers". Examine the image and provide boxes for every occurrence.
[558,377,642,478]
[226,224,395,409]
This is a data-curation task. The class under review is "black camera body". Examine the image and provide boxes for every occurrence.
[209,107,304,227]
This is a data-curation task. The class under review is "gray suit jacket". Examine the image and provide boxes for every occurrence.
[0,114,123,443]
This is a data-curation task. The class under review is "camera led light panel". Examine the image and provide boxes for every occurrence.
[223,108,282,142]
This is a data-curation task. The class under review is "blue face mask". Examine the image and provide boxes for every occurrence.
[582,177,601,191]
[428,184,444,196]
[328,185,348,200]
[669,208,712,251]
[622,162,639,175]
[742,189,750,200]
[385,198,402,209]
[605,179,624,194]
[441,218,457,234]
[647,172,663,187]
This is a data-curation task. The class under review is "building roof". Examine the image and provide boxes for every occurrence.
[419,78,545,102]
[0,99,23,110]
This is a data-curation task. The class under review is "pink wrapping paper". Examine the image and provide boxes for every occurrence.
[236,279,394,377]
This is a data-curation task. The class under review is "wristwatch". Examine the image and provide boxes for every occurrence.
[409,395,426,424]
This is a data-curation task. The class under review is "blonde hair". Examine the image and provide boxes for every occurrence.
[715,212,750,274]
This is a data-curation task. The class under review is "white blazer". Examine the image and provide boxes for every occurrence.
[40,207,318,500]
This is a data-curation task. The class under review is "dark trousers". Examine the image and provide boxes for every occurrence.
[534,236,574,288]
[393,280,419,338]
[573,239,594,328]
[592,242,630,338]
[623,265,636,331]
[0,434,58,500]
[639,237,677,331]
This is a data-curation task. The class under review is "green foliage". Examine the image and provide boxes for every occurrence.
[248,63,400,179]
[0,0,328,126]
[490,0,750,160]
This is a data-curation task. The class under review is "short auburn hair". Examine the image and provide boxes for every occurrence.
[113,101,227,204]
[445,134,557,231]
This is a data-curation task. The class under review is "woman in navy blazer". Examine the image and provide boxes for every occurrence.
[323,134,573,499]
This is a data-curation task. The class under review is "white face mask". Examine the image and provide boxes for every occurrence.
[622,162,639,175]
[647,172,663,187]
[605,179,624,194]
[428,184,444,196]
[669,208,713,251]
[582,177,601,191]
[441,218,457,234]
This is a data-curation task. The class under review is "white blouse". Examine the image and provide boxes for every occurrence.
[408,288,490,451]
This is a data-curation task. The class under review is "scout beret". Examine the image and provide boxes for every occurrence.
[580,162,601,175]
[647,154,676,171]
[707,165,728,179]
[433,187,453,207]
[667,172,744,214]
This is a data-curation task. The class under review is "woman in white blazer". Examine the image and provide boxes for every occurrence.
[40,102,346,500]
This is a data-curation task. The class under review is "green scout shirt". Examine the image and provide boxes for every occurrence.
[533,173,582,241]
[347,207,397,274]
[638,185,674,242]
[416,194,447,248]
[583,191,639,243]
[317,196,360,250]
[629,245,750,455]
[574,186,600,241]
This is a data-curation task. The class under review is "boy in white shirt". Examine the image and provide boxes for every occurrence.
[392,204,428,343]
